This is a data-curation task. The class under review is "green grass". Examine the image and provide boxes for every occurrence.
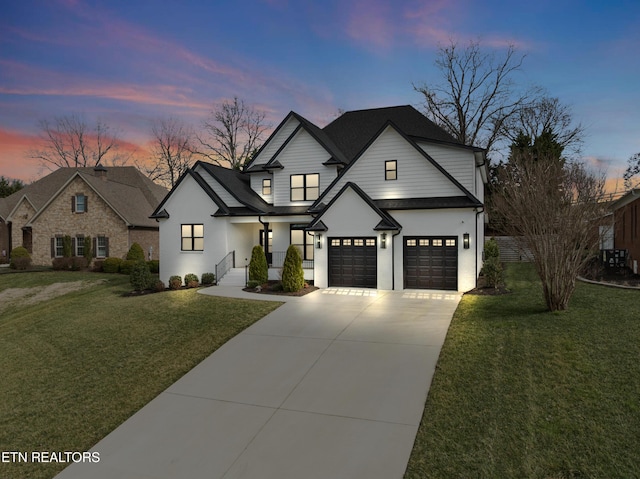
[0,271,282,479]
[405,263,640,479]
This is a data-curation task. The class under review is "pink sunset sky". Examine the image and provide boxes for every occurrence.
[1,0,639,192]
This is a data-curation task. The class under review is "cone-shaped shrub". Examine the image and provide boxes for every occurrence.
[126,242,145,262]
[281,244,304,292]
[249,245,268,284]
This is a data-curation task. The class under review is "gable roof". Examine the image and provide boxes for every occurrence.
[196,162,271,214]
[307,182,402,232]
[0,167,167,228]
[322,105,479,163]
[611,189,640,211]
[311,121,483,211]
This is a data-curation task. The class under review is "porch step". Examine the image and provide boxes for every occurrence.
[217,268,246,287]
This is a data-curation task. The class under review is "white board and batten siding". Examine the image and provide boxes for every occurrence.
[250,172,274,203]
[251,116,301,167]
[418,142,476,195]
[321,126,461,205]
[272,129,334,206]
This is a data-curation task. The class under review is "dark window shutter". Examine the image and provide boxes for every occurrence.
[105,238,109,257]
[71,237,76,256]
[85,195,88,212]
[71,196,75,213]
[93,237,97,258]
[51,238,55,258]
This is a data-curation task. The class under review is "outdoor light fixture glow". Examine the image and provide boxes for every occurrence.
[463,233,470,249]
[316,233,322,249]
[381,232,387,249]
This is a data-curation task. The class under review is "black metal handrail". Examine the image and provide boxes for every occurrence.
[270,250,313,269]
[214,250,235,284]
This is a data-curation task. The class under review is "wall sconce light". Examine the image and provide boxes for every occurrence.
[381,232,387,249]
[316,233,322,249]
[463,233,470,249]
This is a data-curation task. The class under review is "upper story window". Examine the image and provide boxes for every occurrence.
[72,194,87,213]
[262,178,272,196]
[181,224,204,251]
[385,160,397,180]
[290,173,319,201]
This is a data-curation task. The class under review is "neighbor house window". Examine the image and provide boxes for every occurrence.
[54,237,64,257]
[96,236,108,258]
[291,226,314,260]
[72,194,87,213]
[290,174,319,201]
[181,224,204,251]
[385,160,397,180]
[75,235,85,257]
[262,178,272,195]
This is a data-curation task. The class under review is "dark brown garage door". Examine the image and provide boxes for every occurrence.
[404,237,458,290]
[328,237,377,288]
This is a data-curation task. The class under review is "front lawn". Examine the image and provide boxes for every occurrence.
[405,263,640,479]
[0,271,282,479]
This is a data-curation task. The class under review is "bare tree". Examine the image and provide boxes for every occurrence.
[29,114,128,169]
[623,152,640,190]
[140,117,195,188]
[414,39,540,156]
[500,96,585,157]
[194,97,269,170]
[492,150,607,311]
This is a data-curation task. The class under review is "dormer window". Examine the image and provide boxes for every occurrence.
[262,178,272,196]
[385,160,397,180]
[72,194,87,213]
[291,173,319,201]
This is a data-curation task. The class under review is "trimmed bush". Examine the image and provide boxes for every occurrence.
[93,260,104,272]
[119,259,136,275]
[281,245,304,292]
[201,272,215,285]
[126,242,145,262]
[484,237,500,260]
[249,245,268,284]
[153,280,166,292]
[169,275,182,290]
[102,257,122,273]
[70,256,87,271]
[481,239,503,288]
[247,279,262,289]
[9,246,31,270]
[184,273,199,288]
[147,260,160,274]
[130,261,154,292]
[52,257,72,271]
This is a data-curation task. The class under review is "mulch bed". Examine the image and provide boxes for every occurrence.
[243,280,318,297]
[465,275,511,296]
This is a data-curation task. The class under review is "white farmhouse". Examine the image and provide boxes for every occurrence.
[151,106,487,291]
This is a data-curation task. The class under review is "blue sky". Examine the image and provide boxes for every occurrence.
[1,0,639,189]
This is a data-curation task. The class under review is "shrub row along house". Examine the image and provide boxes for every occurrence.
[152,106,488,291]
[0,166,167,265]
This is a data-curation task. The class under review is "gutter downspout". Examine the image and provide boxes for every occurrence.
[475,206,485,289]
[392,229,402,290]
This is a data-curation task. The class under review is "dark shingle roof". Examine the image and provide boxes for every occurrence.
[197,162,271,214]
[322,105,465,162]
[1,167,167,227]
[374,196,482,210]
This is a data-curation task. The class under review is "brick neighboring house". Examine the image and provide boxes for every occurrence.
[612,189,640,273]
[0,166,167,265]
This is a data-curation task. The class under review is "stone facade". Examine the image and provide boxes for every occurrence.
[27,176,157,265]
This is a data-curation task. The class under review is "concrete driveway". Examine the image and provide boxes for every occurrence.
[55,287,461,479]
